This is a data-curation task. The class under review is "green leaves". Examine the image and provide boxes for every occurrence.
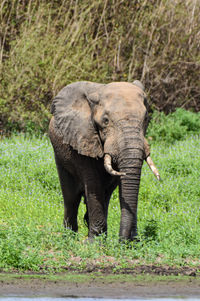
[147,109,200,144]
[0,1,200,134]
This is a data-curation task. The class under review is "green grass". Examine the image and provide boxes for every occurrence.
[0,272,196,285]
[0,132,200,271]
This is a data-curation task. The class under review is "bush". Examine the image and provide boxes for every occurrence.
[0,0,199,134]
[147,108,200,143]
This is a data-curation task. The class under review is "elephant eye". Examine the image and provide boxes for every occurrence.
[102,116,109,126]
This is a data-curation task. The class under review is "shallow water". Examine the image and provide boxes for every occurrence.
[0,297,200,301]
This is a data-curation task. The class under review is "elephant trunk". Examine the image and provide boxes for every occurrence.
[117,131,144,241]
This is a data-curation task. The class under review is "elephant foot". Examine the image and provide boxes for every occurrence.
[83,237,95,244]
[63,218,78,232]
[85,230,107,244]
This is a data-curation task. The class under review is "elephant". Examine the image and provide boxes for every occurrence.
[49,80,160,241]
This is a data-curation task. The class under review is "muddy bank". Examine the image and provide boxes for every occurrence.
[63,264,199,277]
[0,267,200,298]
[1,277,200,298]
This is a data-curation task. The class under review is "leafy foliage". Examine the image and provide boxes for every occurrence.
[147,108,200,143]
[0,0,200,133]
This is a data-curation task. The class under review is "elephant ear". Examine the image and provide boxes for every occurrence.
[133,80,148,107]
[133,80,150,132]
[51,81,104,158]
[133,80,144,91]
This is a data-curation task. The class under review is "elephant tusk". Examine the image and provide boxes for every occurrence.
[104,154,126,177]
[146,156,161,180]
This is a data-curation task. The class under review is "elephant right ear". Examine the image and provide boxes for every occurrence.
[51,81,104,158]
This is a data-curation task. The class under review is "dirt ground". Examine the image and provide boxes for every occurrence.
[0,266,200,298]
[1,277,200,298]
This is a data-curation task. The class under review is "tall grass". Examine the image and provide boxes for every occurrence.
[0,0,200,133]
[0,110,200,271]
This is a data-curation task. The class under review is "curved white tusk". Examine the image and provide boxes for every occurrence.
[104,154,126,177]
[146,156,161,180]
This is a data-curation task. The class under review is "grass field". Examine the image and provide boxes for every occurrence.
[0,126,200,271]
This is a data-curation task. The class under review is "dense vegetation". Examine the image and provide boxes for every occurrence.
[0,109,200,271]
[0,0,200,134]
[0,0,199,272]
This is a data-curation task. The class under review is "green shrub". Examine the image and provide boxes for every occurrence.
[147,108,200,143]
[0,0,199,133]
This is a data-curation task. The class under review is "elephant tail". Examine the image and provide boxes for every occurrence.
[83,195,89,228]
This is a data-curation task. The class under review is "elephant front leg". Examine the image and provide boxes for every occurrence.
[85,181,107,239]
[55,159,81,232]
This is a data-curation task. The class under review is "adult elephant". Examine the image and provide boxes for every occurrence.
[49,81,160,241]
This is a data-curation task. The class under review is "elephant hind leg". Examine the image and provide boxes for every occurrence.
[55,160,81,232]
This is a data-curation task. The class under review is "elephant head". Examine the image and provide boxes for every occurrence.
[51,81,159,240]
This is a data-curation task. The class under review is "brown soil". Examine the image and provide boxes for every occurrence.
[1,278,200,298]
[65,264,200,277]
[1,266,200,298]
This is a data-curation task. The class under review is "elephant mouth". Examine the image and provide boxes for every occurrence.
[104,153,160,180]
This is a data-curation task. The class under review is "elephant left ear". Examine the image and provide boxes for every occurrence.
[133,80,149,107]
[133,80,144,91]
[133,80,150,134]
[51,81,104,158]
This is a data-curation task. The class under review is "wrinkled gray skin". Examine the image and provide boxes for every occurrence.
[49,81,152,241]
